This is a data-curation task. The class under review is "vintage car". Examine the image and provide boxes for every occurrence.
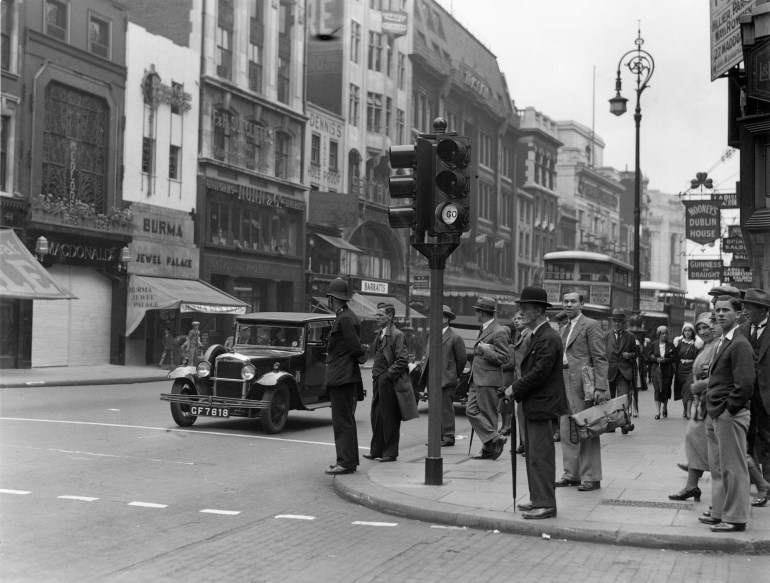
[160,312,335,434]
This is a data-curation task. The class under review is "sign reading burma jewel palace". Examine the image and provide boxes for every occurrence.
[688,259,723,281]
[683,201,721,245]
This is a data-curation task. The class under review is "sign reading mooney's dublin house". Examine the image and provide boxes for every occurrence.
[722,236,746,254]
[710,0,754,81]
[712,192,739,209]
[688,259,723,281]
[683,200,721,244]
[723,265,753,284]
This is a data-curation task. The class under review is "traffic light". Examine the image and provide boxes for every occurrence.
[433,136,471,234]
[388,137,434,236]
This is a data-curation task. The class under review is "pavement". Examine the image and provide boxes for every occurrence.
[2,365,769,554]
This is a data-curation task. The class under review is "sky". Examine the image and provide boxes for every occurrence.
[436,0,740,298]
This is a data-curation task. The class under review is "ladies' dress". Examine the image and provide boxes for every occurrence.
[674,339,699,402]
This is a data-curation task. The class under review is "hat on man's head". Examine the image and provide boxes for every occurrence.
[609,308,627,321]
[517,286,552,308]
[192,321,200,326]
[741,288,770,309]
[441,305,457,321]
[473,296,497,312]
[708,285,742,298]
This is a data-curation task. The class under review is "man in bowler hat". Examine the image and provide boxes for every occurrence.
[418,305,467,446]
[605,308,637,434]
[467,296,509,460]
[506,286,569,519]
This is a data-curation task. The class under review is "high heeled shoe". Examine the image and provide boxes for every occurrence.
[668,486,701,501]
[655,414,661,420]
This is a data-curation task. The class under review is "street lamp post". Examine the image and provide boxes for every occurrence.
[610,28,654,320]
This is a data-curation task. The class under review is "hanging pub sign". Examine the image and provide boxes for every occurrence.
[722,236,746,254]
[723,265,753,285]
[728,224,742,238]
[711,192,738,209]
[688,259,723,281]
[683,200,721,244]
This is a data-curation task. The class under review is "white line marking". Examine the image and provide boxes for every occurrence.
[0,489,31,495]
[430,525,467,530]
[352,521,398,527]
[0,417,338,447]
[128,501,168,508]
[275,514,316,520]
[58,495,98,502]
[24,381,45,386]
[108,409,120,411]
[200,509,241,515]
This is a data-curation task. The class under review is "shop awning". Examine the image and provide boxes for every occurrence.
[355,293,427,319]
[316,233,364,253]
[0,229,76,300]
[641,311,669,320]
[127,275,248,335]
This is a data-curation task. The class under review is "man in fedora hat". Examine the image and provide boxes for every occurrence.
[467,296,509,460]
[605,308,637,435]
[505,286,569,519]
[738,288,770,494]
[418,305,467,446]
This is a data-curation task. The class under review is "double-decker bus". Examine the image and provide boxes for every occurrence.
[639,281,688,336]
[542,251,634,328]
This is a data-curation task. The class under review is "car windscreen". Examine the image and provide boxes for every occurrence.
[235,323,304,350]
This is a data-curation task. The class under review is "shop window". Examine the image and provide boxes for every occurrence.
[88,14,110,59]
[169,145,180,180]
[208,201,231,245]
[45,0,68,42]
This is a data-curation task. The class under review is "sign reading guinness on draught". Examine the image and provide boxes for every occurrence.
[688,259,723,281]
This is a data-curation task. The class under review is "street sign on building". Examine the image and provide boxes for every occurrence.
[688,259,723,281]
[712,192,739,209]
[683,201,721,245]
[710,0,754,81]
[722,265,753,285]
[412,275,429,289]
[722,236,746,254]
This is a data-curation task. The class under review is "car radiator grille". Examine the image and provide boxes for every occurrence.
[213,360,248,399]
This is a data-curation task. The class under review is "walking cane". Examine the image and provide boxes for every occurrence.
[468,428,474,456]
[509,398,517,511]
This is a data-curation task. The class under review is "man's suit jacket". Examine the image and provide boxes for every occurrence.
[324,305,366,390]
[706,328,756,419]
[419,327,467,389]
[470,320,509,387]
[562,314,609,401]
[738,321,770,415]
[605,329,637,381]
[511,323,569,420]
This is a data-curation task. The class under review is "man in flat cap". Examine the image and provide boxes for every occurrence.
[467,296,509,460]
[739,288,770,500]
[418,305,467,446]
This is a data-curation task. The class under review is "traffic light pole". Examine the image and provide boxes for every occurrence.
[413,236,458,485]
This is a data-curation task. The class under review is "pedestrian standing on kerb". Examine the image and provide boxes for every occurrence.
[158,327,179,370]
[323,277,368,476]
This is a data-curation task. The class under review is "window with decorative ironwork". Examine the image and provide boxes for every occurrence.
[169,145,180,180]
[42,82,108,211]
[89,14,110,59]
[45,0,67,42]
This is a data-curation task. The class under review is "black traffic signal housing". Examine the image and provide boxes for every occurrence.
[433,136,471,235]
[388,137,434,238]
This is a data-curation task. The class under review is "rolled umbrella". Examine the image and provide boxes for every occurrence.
[509,398,517,510]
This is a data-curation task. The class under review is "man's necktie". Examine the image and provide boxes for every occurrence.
[751,326,758,345]
[562,321,572,342]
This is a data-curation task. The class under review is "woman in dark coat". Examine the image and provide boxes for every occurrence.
[646,325,679,419]
[674,322,700,419]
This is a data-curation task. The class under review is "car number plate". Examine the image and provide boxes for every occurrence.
[189,406,230,417]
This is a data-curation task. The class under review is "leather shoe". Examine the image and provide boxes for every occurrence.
[490,436,506,460]
[555,479,580,487]
[677,462,689,472]
[517,501,533,511]
[699,516,720,525]
[325,465,355,475]
[362,453,378,460]
[577,481,600,491]
[441,438,455,447]
[710,522,746,532]
[522,507,557,520]
[378,456,397,462]
[472,449,494,460]
[752,490,768,507]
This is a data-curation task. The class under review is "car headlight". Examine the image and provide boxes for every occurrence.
[197,361,212,378]
[241,364,256,381]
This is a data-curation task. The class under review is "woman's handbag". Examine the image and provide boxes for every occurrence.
[569,395,632,443]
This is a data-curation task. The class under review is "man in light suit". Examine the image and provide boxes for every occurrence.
[418,305,467,446]
[556,290,609,491]
[738,288,770,493]
[466,296,510,460]
[605,308,637,435]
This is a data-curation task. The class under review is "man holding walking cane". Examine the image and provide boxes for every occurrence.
[505,287,569,519]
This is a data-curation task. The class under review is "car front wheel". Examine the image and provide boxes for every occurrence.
[170,380,198,427]
[260,384,290,434]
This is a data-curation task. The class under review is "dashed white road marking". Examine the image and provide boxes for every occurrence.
[275,514,316,520]
[200,509,241,515]
[108,409,120,411]
[352,521,398,527]
[58,495,98,502]
[0,489,31,495]
[128,501,168,508]
[431,525,467,530]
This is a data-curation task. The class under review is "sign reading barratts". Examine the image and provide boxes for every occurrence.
[683,200,721,245]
